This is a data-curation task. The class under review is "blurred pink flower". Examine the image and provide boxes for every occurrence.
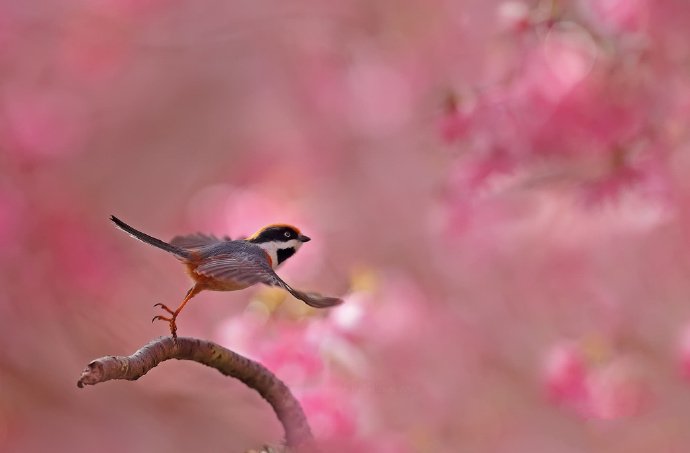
[329,291,369,337]
[587,358,651,419]
[544,342,652,419]
[216,311,331,387]
[328,274,429,348]
[257,322,324,387]
[580,144,672,204]
[300,387,358,441]
[439,93,473,144]
[543,342,590,415]
[581,164,642,204]
[210,289,379,451]
[213,309,267,359]
[513,24,598,108]
[580,0,649,34]
[456,151,515,191]
[496,1,532,32]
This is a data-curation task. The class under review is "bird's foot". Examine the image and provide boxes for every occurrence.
[152,307,179,341]
[153,302,175,315]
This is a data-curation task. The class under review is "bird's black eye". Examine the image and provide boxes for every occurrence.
[284,231,291,238]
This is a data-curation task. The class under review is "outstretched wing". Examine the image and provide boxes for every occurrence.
[170,233,231,250]
[194,253,280,287]
[194,253,343,308]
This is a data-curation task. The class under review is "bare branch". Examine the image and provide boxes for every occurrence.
[77,336,314,450]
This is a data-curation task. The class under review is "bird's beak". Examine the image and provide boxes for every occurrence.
[299,234,311,243]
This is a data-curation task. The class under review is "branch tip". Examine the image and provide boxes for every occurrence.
[76,337,314,448]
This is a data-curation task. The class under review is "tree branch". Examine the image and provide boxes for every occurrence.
[77,336,314,450]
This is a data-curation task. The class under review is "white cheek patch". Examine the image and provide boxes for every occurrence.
[260,240,302,269]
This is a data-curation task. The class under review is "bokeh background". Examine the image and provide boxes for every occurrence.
[3,0,690,451]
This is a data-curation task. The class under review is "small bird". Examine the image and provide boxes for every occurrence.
[110,216,342,339]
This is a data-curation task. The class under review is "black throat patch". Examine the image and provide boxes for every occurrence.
[277,247,296,265]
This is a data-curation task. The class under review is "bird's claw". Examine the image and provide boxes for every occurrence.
[152,311,178,340]
[151,314,171,323]
[153,302,175,315]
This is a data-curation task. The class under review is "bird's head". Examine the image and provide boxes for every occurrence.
[246,224,311,268]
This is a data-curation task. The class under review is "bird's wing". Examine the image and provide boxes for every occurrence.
[195,253,343,308]
[170,233,231,250]
[194,253,278,286]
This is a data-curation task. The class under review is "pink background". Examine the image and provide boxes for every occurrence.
[3,0,690,451]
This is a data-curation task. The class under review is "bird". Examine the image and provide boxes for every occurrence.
[110,215,343,339]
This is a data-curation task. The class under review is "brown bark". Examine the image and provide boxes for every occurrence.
[77,336,314,450]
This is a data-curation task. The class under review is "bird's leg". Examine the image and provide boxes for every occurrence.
[153,286,196,315]
[152,285,202,340]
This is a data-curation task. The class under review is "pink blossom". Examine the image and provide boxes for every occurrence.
[502,26,602,156]
[329,291,369,335]
[257,323,324,386]
[496,1,532,32]
[587,358,651,419]
[213,309,267,359]
[544,341,652,419]
[328,275,429,348]
[440,108,469,144]
[580,0,649,34]
[217,313,330,387]
[543,342,590,414]
[580,164,642,204]
[300,388,358,441]
[439,93,473,144]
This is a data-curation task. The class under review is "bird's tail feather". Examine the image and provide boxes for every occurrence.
[286,286,343,308]
[110,215,190,260]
